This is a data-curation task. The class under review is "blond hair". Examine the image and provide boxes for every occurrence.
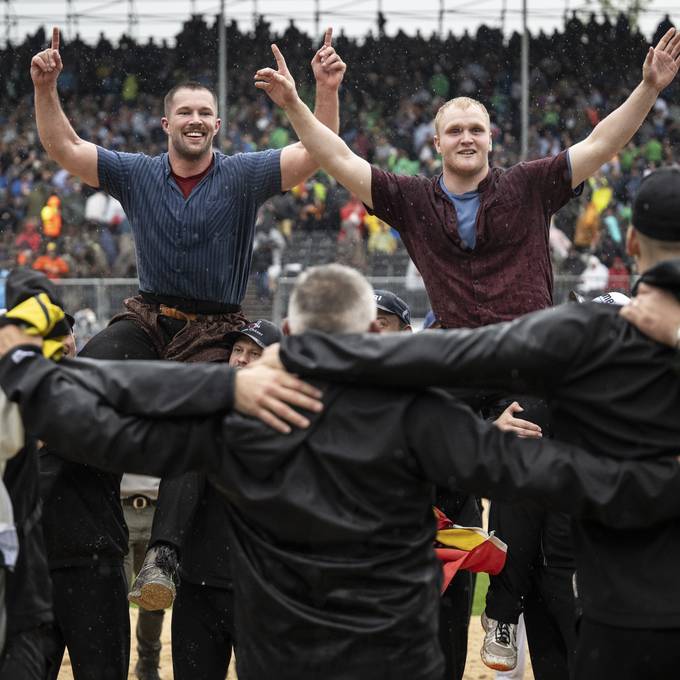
[434,97,490,135]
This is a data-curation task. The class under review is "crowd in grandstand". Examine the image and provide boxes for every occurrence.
[0,12,678,299]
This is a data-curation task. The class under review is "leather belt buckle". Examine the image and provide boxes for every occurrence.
[132,496,149,510]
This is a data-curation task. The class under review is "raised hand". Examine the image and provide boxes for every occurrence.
[30,27,63,89]
[254,44,299,109]
[311,27,346,91]
[643,27,680,92]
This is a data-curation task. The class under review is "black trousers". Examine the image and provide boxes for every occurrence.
[524,567,576,680]
[82,317,202,552]
[79,317,164,362]
[172,580,236,680]
[45,564,130,680]
[0,625,53,680]
[575,619,680,680]
[438,570,473,680]
[149,473,204,552]
[485,498,543,624]
[484,396,553,625]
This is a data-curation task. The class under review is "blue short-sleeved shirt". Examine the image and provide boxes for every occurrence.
[97,146,282,305]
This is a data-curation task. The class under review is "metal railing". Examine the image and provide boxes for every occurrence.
[272,274,597,326]
[53,278,140,322]
[0,274,618,327]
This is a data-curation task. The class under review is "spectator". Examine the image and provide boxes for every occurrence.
[367,220,398,255]
[607,255,631,293]
[14,219,41,254]
[32,242,69,279]
[40,194,62,239]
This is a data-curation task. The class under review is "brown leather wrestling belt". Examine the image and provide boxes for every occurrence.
[159,304,198,322]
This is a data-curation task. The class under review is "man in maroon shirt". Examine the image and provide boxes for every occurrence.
[253,28,680,676]
[254,29,679,329]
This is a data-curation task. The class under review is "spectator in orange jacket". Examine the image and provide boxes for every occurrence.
[33,242,69,279]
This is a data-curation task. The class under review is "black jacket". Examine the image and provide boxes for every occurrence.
[278,260,680,629]
[3,443,53,636]
[2,349,680,678]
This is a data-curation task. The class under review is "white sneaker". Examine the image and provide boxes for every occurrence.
[480,610,518,672]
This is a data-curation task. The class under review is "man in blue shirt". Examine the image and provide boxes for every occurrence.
[30,26,346,680]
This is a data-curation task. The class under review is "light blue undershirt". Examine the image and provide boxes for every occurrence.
[439,176,480,250]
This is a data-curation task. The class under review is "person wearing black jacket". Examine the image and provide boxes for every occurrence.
[3,264,680,680]
[0,442,54,680]
[269,169,680,679]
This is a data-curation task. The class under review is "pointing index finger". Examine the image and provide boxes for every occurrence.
[51,26,60,51]
[323,27,333,47]
[271,43,287,71]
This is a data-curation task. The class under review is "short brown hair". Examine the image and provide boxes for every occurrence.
[163,81,218,117]
[434,97,490,135]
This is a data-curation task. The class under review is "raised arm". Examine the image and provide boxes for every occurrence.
[255,41,373,206]
[31,27,99,187]
[568,28,679,188]
[274,28,347,191]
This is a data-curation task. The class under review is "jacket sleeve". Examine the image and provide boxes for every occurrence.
[54,357,235,417]
[405,390,680,529]
[280,305,592,397]
[0,348,228,478]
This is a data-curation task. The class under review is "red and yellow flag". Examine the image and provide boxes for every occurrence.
[434,507,507,593]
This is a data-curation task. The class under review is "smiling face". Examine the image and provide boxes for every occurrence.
[434,101,491,181]
[161,87,220,164]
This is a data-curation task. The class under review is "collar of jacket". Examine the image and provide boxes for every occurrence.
[633,259,680,300]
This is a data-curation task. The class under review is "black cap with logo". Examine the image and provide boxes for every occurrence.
[225,319,282,349]
[374,289,411,326]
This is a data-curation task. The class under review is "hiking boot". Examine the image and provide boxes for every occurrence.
[128,545,178,611]
[480,610,518,672]
[134,658,161,680]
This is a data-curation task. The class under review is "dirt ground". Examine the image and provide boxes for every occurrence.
[57,608,534,680]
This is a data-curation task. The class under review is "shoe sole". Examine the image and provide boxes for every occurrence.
[128,582,175,611]
[480,652,517,672]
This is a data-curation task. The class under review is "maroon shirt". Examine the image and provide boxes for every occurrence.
[369,150,581,328]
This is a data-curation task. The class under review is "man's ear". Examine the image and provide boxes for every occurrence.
[281,318,291,336]
[161,117,169,135]
[489,135,493,152]
[433,135,441,155]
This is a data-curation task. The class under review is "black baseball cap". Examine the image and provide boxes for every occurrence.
[374,289,411,326]
[225,319,282,349]
[632,166,680,241]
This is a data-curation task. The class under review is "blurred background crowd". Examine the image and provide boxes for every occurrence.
[0,11,678,306]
